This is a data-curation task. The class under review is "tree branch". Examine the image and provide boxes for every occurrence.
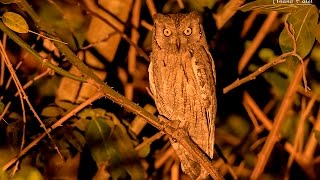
[2,1,224,179]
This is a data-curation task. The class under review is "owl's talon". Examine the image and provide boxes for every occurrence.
[158,115,181,134]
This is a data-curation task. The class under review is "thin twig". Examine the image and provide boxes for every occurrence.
[14,69,51,97]
[135,132,163,151]
[244,91,315,177]
[28,30,67,44]
[5,61,23,90]
[81,32,117,50]
[126,0,141,100]
[0,101,11,120]
[224,14,308,94]
[0,34,7,87]
[303,108,320,160]
[9,55,26,178]
[223,53,288,94]
[214,0,246,29]
[285,21,309,91]
[79,1,150,61]
[285,95,317,178]
[250,59,308,179]
[2,92,104,171]
[297,86,320,101]
[177,0,184,9]
[155,146,175,169]
[0,41,63,163]
[146,0,157,17]
[238,11,278,73]
[0,21,86,82]
[1,69,51,126]
[130,104,157,135]
[241,10,259,37]
[171,161,180,180]
[250,14,309,178]
[243,92,272,130]
[242,99,263,133]
[141,20,153,31]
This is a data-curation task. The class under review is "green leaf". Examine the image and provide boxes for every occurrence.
[258,48,276,62]
[279,5,318,58]
[224,115,250,139]
[0,172,9,180]
[249,63,294,100]
[2,12,29,33]
[311,46,320,71]
[272,59,297,79]
[262,71,288,99]
[36,77,59,98]
[315,23,320,43]
[0,101,4,114]
[8,112,22,121]
[41,106,64,117]
[12,166,43,180]
[281,115,297,143]
[185,0,216,12]
[93,163,111,179]
[85,117,113,163]
[0,147,18,167]
[55,101,77,112]
[62,130,85,152]
[240,0,298,13]
[75,129,86,146]
[243,153,256,168]
[71,118,90,131]
[0,0,19,4]
[310,82,320,96]
[85,111,144,179]
[35,1,90,50]
[57,140,71,157]
[136,138,151,158]
[137,144,150,158]
[314,130,320,144]
[78,108,107,120]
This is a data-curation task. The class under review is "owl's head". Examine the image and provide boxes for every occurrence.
[152,12,205,52]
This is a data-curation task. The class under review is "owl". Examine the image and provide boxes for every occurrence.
[148,12,217,179]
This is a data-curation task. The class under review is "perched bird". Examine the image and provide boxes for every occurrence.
[148,12,217,179]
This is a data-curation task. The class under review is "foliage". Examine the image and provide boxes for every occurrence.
[0,0,320,179]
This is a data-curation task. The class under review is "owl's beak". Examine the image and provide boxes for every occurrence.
[176,39,180,50]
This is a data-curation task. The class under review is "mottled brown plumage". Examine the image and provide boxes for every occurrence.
[148,12,217,179]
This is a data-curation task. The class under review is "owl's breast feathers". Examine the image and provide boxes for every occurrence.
[149,47,216,157]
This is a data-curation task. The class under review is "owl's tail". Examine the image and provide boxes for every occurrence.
[170,140,209,180]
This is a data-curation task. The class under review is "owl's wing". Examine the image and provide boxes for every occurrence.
[191,46,216,158]
[204,47,216,84]
[148,57,157,98]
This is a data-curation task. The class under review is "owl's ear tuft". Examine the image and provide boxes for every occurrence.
[153,13,165,21]
[188,12,201,22]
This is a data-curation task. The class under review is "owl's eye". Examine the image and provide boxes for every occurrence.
[184,27,192,36]
[163,29,172,37]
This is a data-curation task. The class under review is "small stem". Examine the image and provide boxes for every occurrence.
[237,11,278,73]
[2,92,104,171]
[0,41,63,167]
[251,60,308,179]
[28,30,68,44]
[223,52,289,94]
[0,21,86,82]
